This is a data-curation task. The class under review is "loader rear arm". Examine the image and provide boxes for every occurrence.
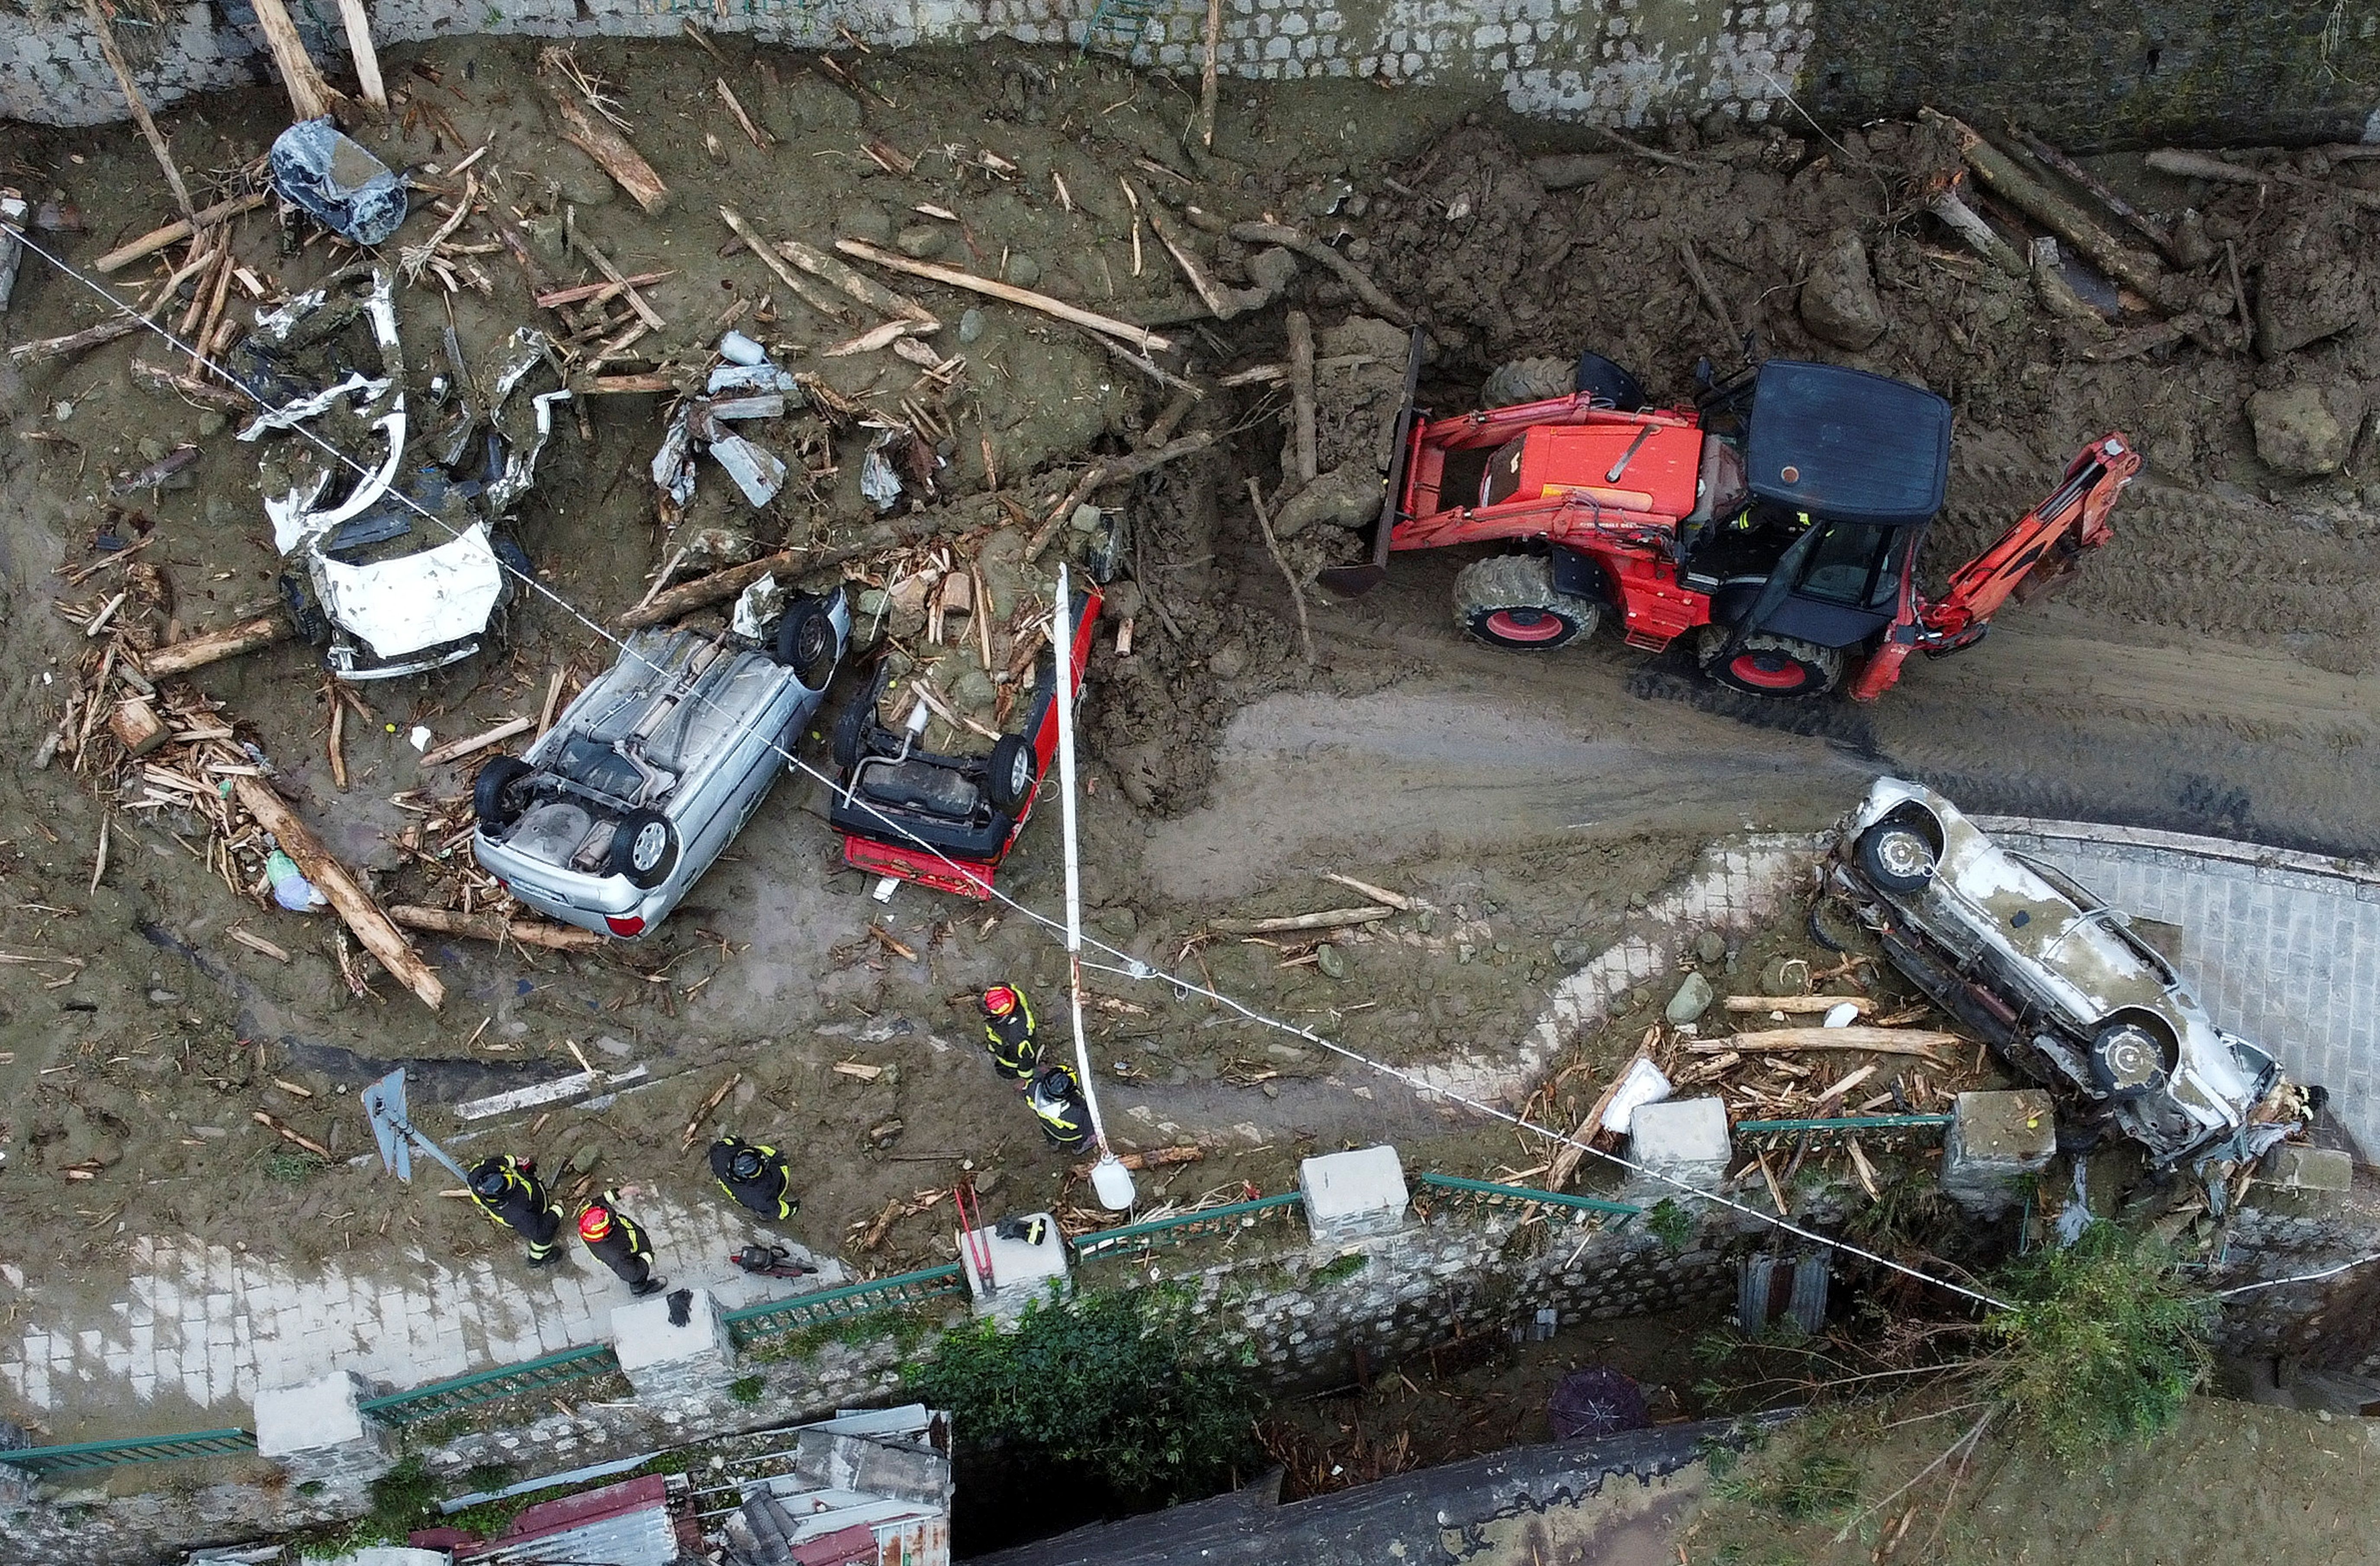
[1845,434,2138,701]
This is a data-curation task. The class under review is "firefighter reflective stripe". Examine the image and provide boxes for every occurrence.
[983,989,1039,1080]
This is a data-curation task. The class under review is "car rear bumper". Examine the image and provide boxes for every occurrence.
[472,833,666,936]
[842,833,997,899]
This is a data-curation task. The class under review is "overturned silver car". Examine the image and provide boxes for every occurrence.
[1832,777,2305,1170]
[233,264,568,679]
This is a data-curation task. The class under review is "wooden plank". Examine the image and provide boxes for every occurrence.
[418,716,533,768]
[552,93,670,215]
[246,0,337,122]
[331,0,386,110]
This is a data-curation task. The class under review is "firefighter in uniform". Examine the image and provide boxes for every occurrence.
[576,1190,668,1297]
[466,1154,564,1267]
[979,983,1040,1089]
[708,1136,798,1221]
[1026,1063,1093,1152]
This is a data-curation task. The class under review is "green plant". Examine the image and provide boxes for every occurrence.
[365,1454,439,1534]
[461,1460,515,1493]
[730,1373,766,1405]
[1308,1251,1369,1287]
[1714,1442,1862,1521]
[1982,1220,2211,1460]
[294,1479,325,1496]
[904,1289,1259,1505]
[265,1150,319,1183]
[1646,1196,1695,1251]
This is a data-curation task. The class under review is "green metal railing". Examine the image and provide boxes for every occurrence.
[1,1428,256,1477]
[1069,1192,1306,1262]
[723,1263,970,1347]
[1416,1172,1644,1224]
[1733,1114,1955,1144]
[357,1343,622,1426]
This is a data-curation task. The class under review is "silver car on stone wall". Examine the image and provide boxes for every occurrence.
[1833,777,2302,1170]
[470,590,849,938]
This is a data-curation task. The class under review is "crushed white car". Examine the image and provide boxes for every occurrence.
[233,263,568,679]
[1832,777,2308,1172]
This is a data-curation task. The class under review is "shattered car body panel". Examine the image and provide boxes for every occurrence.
[1834,777,2303,1169]
[236,266,568,679]
[472,590,851,939]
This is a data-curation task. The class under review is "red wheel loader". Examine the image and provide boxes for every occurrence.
[1321,337,2140,701]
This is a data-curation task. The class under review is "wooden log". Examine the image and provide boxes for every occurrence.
[617,520,918,630]
[2146,146,2380,213]
[2013,127,2174,258]
[108,696,170,758]
[535,270,671,309]
[719,207,851,320]
[390,904,608,953]
[1698,1027,1960,1058]
[143,614,291,676]
[1022,431,1216,561]
[836,238,1174,353]
[1227,220,1411,325]
[1198,0,1221,148]
[10,313,143,365]
[772,236,937,325]
[331,0,386,110]
[96,191,267,274]
[1209,904,1395,934]
[418,716,534,768]
[1925,110,2171,307]
[80,0,194,223]
[247,0,338,123]
[1145,199,1232,317]
[552,93,670,216]
[232,777,444,1011]
[1924,187,2028,278]
[1286,309,1318,486]
[1722,995,1875,1015]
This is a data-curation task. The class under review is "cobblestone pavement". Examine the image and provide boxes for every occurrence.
[0,1193,838,1418]
[1981,818,2380,1163]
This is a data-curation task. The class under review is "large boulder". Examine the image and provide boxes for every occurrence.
[2247,383,2351,477]
[1798,230,1888,351]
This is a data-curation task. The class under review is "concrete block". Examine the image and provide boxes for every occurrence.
[1940,1089,2056,1208]
[962,1213,1071,1322]
[1299,1146,1409,1243]
[613,1288,737,1402]
[253,1370,395,1492]
[1628,1097,1731,1190]
[2248,1143,2354,1218]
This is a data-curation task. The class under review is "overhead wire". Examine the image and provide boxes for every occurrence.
[10,216,2023,1312]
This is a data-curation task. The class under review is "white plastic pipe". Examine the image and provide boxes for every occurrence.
[1052,564,1135,1211]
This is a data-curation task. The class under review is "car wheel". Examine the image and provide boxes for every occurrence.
[473,756,534,831]
[775,599,839,688]
[986,734,1037,814]
[1856,819,1937,894]
[831,695,870,773]
[1700,629,1844,698]
[611,809,678,889]
[1481,356,1574,408]
[2090,1019,2172,1100]
[279,571,331,647]
[1453,555,1602,650]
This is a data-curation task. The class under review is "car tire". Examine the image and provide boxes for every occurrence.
[279,571,331,648]
[2090,1019,2172,1101]
[1573,350,1649,411]
[775,599,839,688]
[1453,555,1602,650]
[1481,357,1574,408]
[611,809,678,889]
[831,695,870,773]
[1856,819,1937,894]
[1700,629,1844,698]
[473,756,534,831]
[986,735,1037,815]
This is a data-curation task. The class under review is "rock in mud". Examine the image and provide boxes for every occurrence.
[896,224,946,259]
[1005,255,1041,287]
[1695,931,1727,964]
[2248,383,2350,477]
[1799,230,1888,350]
[1665,971,1715,1024]
[837,203,893,245]
[958,308,986,345]
[2253,201,2370,356]
[1245,246,1300,296]
[1271,462,1382,536]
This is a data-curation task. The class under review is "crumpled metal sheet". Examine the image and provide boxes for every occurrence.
[711,432,787,507]
[860,429,904,512]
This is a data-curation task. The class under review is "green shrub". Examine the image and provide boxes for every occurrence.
[1645,1197,1695,1252]
[730,1373,766,1405]
[1714,1444,1861,1521]
[904,1289,1258,1505]
[1308,1252,1369,1287]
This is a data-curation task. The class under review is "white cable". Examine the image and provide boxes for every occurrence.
[10,220,2014,1312]
[2212,1251,2380,1299]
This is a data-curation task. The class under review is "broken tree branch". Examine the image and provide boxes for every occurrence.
[246,0,339,122]
[1226,220,1411,325]
[837,238,1174,353]
[1198,0,1222,148]
[96,191,267,274]
[1246,477,1315,667]
[418,716,534,768]
[772,236,938,325]
[2013,126,2173,258]
[552,91,671,215]
[232,777,444,1011]
[719,206,852,321]
[142,614,292,676]
[1924,110,2171,307]
[80,0,194,223]
[618,520,920,630]
[1286,309,1318,486]
[1023,431,1216,562]
[1210,904,1394,935]
[1923,184,2029,277]
[332,0,386,111]
[1697,1026,1960,1059]
[390,904,608,952]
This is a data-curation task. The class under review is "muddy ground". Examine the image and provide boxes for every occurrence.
[1,37,2378,1445]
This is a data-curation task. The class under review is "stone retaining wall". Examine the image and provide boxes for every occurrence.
[3,0,2377,145]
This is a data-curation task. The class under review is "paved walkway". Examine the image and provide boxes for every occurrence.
[0,1194,835,1418]
[1980,818,2380,1163]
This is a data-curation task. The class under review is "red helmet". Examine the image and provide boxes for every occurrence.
[577,1205,612,1242]
[982,985,1019,1016]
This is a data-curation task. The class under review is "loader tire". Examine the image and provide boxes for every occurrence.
[1454,554,1601,650]
[1482,357,1575,408]
[1699,628,1843,698]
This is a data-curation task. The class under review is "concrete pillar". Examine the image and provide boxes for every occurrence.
[1626,1097,1732,1194]
[1939,1089,2056,1211]
[961,1212,1071,1324]
[253,1370,397,1493]
[1299,1146,1409,1244]
[613,1287,740,1404]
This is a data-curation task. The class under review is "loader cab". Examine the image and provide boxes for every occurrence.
[1683,360,1952,650]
